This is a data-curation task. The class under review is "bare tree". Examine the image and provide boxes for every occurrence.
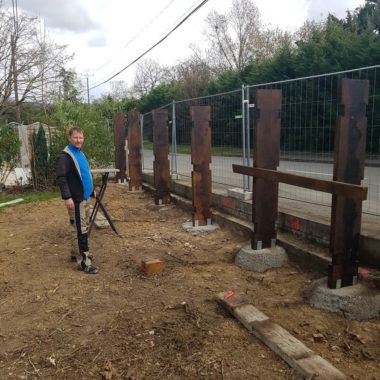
[173,53,214,99]
[132,59,169,98]
[109,80,131,101]
[205,0,262,71]
[0,8,73,121]
[204,0,291,72]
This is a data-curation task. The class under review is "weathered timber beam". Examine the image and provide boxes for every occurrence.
[232,165,367,200]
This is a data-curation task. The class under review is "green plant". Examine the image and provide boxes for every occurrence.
[0,124,21,189]
[48,101,114,168]
[0,191,59,213]
[31,125,48,189]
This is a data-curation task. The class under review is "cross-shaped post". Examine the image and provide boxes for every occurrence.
[233,80,368,289]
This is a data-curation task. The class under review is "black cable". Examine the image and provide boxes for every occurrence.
[89,0,209,90]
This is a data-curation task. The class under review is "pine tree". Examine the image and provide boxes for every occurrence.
[31,125,48,189]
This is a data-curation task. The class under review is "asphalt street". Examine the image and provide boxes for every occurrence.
[142,149,380,215]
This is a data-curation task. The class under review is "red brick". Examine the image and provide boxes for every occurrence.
[141,258,164,275]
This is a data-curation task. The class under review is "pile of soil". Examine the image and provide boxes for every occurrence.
[0,184,379,379]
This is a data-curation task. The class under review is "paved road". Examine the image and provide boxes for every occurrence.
[142,150,380,215]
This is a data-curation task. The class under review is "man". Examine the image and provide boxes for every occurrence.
[56,126,98,274]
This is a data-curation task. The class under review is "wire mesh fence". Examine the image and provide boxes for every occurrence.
[247,66,380,215]
[174,90,244,187]
[141,65,380,216]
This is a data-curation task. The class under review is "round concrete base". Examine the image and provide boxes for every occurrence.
[181,221,220,234]
[235,244,288,272]
[303,277,380,320]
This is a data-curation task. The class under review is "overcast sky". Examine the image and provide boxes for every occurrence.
[2,0,365,99]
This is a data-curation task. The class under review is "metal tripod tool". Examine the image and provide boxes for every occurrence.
[88,168,120,237]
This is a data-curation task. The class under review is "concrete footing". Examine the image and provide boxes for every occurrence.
[116,178,129,185]
[303,277,380,320]
[235,244,288,272]
[227,188,252,201]
[181,221,220,234]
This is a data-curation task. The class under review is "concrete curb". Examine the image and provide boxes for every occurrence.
[141,173,379,268]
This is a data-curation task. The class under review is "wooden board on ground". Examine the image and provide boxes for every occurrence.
[94,219,110,229]
[216,291,346,380]
[89,206,110,229]
[0,198,24,208]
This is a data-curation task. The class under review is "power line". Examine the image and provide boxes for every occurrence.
[90,0,206,89]
[89,0,209,90]
[94,0,176,72]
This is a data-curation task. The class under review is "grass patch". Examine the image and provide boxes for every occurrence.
[0,191,60,212]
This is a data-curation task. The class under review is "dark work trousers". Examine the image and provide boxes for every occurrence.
[67,200,92,267]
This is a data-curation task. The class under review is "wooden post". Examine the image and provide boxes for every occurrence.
[127,112,142,191]
[190,106,212,226]
[233,81,368,289]
[152,109,170,204]
[252,89,282,249]
[328,79,369,289]
[112,112,127,182]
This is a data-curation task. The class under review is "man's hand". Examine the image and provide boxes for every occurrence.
[64,198,74,209]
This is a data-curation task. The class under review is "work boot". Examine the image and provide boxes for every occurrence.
[78,261,98,274]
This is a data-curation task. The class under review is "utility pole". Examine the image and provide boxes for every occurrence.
[11,33,21,123]
[86,76,90,104]
[11,0,21,123]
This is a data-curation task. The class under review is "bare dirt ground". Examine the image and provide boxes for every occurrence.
[0,183,379,380]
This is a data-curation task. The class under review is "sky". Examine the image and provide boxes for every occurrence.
[2,0,365,99]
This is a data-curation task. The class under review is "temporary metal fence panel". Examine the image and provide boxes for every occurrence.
[140,65,380,216]
[141,103,172,174]
[141,91,246,189]
[174,89,245,188]
[247,66,380,216]
[141,111,154,172]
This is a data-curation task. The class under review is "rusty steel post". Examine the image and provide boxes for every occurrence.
[190,106,212,226]
[127,111,142,191]
[328,79,369,289]
[112,112,127,182]
[252,89,282,250]
[152,109,171,205]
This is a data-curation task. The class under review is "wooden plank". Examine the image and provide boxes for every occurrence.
[328,78,369,288]
[232,165,367,200]
[190,106,212,226]
[192,170,212,225]
[252,89,281,249]
[152,109,171,205]
[251,319,313,360]
[127,111,142,191]
[254,89,281,168]
[216,291,346,380]
[0,198,24,208]
[90,169,120,174]
[296,355,347,380]
[112,112,127,181]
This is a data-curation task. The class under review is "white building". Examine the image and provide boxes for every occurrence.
[4,122,55,187]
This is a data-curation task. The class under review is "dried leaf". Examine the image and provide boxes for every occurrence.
[48,354,56,367]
